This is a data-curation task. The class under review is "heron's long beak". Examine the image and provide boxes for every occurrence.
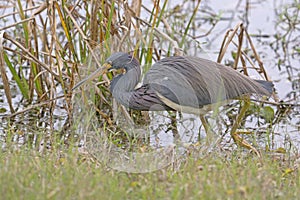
[72,63,112,91]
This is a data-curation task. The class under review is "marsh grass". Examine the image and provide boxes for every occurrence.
[0,145,299,199]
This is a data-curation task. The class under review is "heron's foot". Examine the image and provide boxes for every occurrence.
[231,131,261,157]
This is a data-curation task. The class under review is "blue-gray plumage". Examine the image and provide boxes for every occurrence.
[102,52,273,114]
[73,52,273,115]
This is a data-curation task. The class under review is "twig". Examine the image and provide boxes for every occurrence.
[133,16,183,55]
[217,22,243,63]
[3,32,60,79]
[3,95,66,118]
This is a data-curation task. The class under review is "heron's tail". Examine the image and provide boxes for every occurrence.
[254,80,274,95]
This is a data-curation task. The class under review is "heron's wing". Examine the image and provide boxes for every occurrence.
[144,56,272,109]
[189,57,273,97]
[144,56,215,109]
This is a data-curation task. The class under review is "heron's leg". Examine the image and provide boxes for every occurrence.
[230,98,260,157]
[170,111,179,140]
[200,115,211,134]
[200,114,215,144]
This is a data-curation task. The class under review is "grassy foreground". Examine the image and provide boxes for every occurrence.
[0,146,299,200]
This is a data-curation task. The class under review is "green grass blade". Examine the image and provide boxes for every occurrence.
[179,0,202,48]
[3,52,29,100]
[104,1,115,41]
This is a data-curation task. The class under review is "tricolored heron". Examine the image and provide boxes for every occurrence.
[73,52,274,155]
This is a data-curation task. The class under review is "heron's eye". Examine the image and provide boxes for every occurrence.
[116,68,126,74]
[109,68,126,75]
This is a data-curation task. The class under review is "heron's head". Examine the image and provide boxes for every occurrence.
[106,52,141,93]
[72,52,141,91]
[105,52,140,72]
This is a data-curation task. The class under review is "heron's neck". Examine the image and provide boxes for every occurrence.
[110,68,140,108]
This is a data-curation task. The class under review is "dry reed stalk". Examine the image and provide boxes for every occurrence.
[0,32,15,113]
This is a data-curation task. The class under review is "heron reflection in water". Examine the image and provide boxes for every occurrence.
[73,52,274,156]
